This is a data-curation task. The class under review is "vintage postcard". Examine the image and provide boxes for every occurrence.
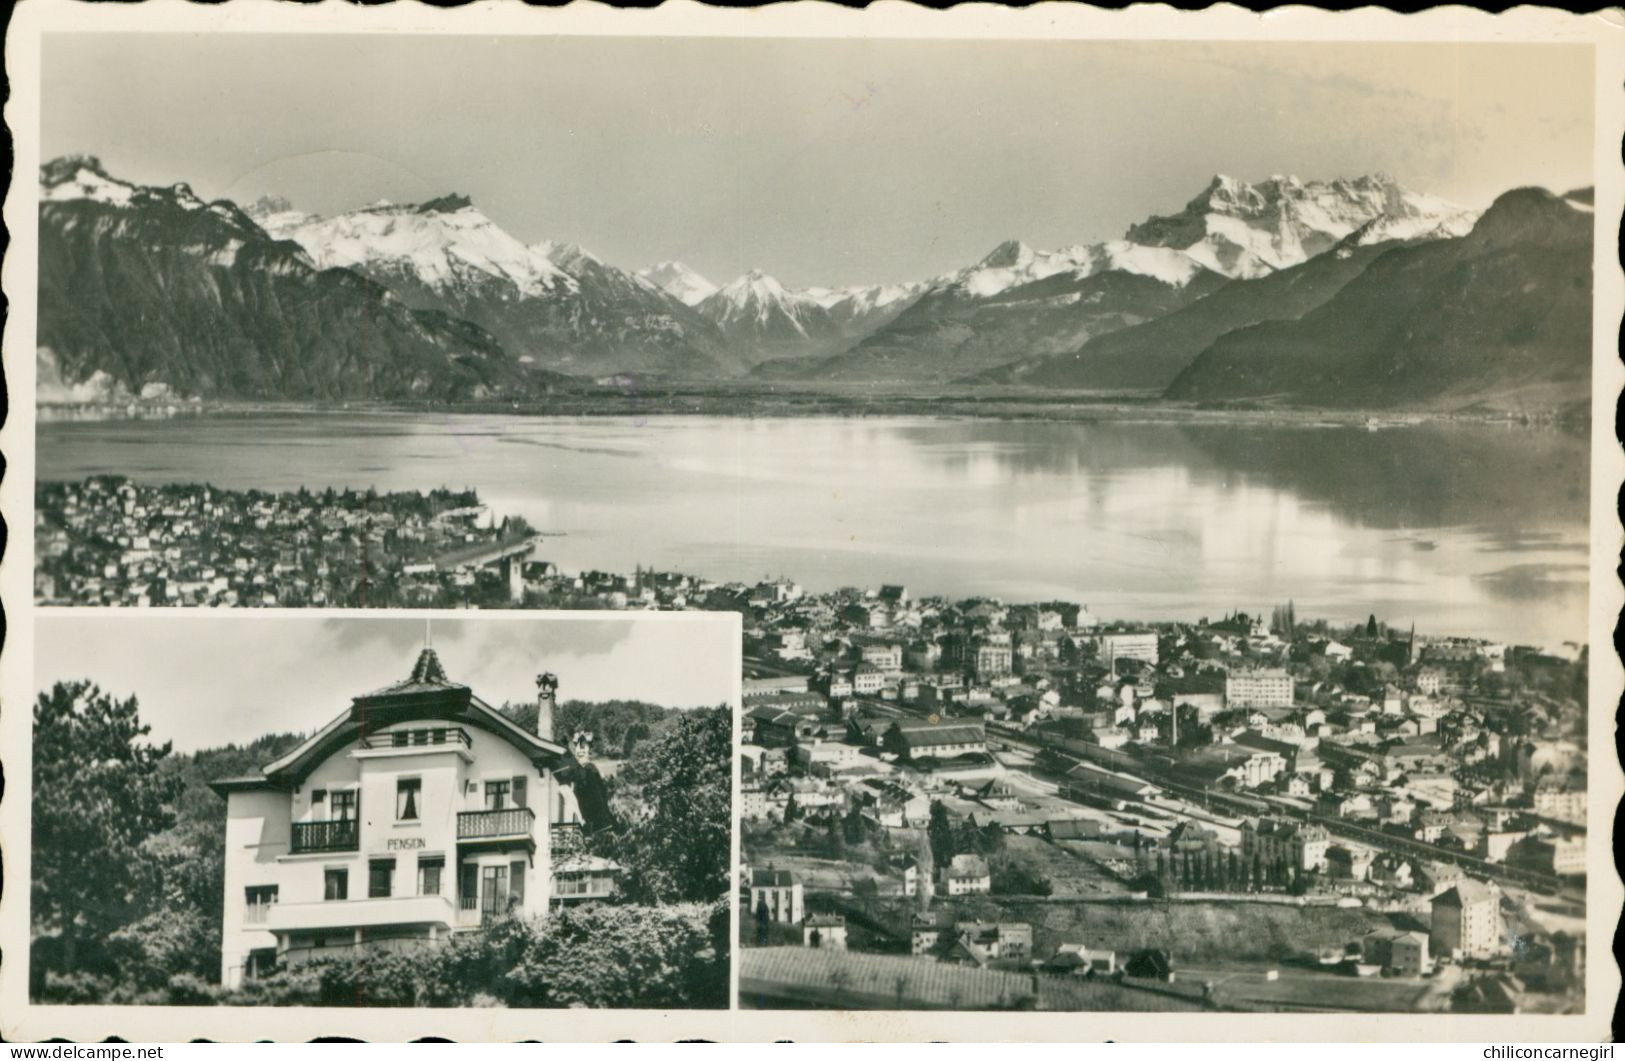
[1,0,1620,1043]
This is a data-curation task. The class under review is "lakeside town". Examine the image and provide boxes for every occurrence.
[34,478,1590,1013]
[730,601,1587,1011]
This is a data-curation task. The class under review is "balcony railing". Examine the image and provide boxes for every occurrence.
[553,821,585,856]
[457,806,535,841]
[291,818,360,854]
[358,727,472,751]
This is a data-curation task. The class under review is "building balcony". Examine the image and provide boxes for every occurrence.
[263,893,456,934]
[291,818,360,854]
[457,806,535,845]
[354,727,475,762]
[552,821,585,856]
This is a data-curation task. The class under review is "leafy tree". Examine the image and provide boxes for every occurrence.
[825,818,846,859]
[927,800,956,863]
[32,681,183,974]
[505,903,726,1009]
[991,860,1052,897]
[842,803,867,845]
[597,706,730,904]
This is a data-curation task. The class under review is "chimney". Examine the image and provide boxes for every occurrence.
[535,671,558,741]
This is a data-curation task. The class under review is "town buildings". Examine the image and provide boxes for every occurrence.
[1241,818,1330,873]
[751,868,805,925]
[1362,929,1430,976]
[1430,881,1504,960]
[1225,668,1294,708]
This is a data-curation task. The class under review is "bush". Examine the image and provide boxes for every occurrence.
[160,973,222,1006]
[38,971,116,1005]
[212,904,728,1009]
[107,908,219,991]
[505,903,726,1009]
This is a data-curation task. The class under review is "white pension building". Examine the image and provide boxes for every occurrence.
[211,649,593,988]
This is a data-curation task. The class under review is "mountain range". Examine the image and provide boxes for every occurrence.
[1163,186,1594,409]
[35,158,1593,411]
[37,157,553,403]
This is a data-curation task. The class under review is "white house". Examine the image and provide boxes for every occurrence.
[944,853,992,895]
[211,649,590,988]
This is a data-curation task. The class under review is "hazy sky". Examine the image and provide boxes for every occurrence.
[34,615,736,751]
[42,34,1594,287]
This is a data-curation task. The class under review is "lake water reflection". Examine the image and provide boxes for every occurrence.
[37,413,1591,647]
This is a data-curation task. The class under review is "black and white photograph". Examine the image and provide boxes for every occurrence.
[25,613,736,1010]
[1,0,1620,1044]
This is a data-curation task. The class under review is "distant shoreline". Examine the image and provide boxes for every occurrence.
[34,386,1590,432]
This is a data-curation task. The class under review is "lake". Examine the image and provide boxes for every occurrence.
[36,413,1592,647]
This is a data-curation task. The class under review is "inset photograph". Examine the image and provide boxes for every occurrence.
[28,613,736,1009]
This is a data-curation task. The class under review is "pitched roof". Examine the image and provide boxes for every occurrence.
[946,853,990,878]
[355,647,465,701]
[1435,880,1498,907]
[251,649,566,786]
[894,721,986,750]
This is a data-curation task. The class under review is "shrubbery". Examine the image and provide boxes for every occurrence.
[248,903,727,1009]
[34,903,729,1009]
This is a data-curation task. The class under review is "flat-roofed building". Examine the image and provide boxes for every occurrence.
[1225,668,1294,708]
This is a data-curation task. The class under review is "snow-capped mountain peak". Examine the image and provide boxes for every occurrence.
[1127,172,1478,279]
[535,240,601,271]
[252,194,575,297]
[714,269,790,305]
[698,270,828,340]
[637,260,718,306]
[978,239,1036,270]
[246,195,314,236]
[944,238,1210,299]
[42,155,163,210]
[713,269,799,308]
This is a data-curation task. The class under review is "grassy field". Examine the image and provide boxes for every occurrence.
[739,947,1205,1011]
[1000,833,1134,899]
[940,897,1404,965]
[1179,961,1449,1012]
[749,853,890,893]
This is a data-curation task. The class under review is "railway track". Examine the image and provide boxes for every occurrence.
[985,722,1568,895]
